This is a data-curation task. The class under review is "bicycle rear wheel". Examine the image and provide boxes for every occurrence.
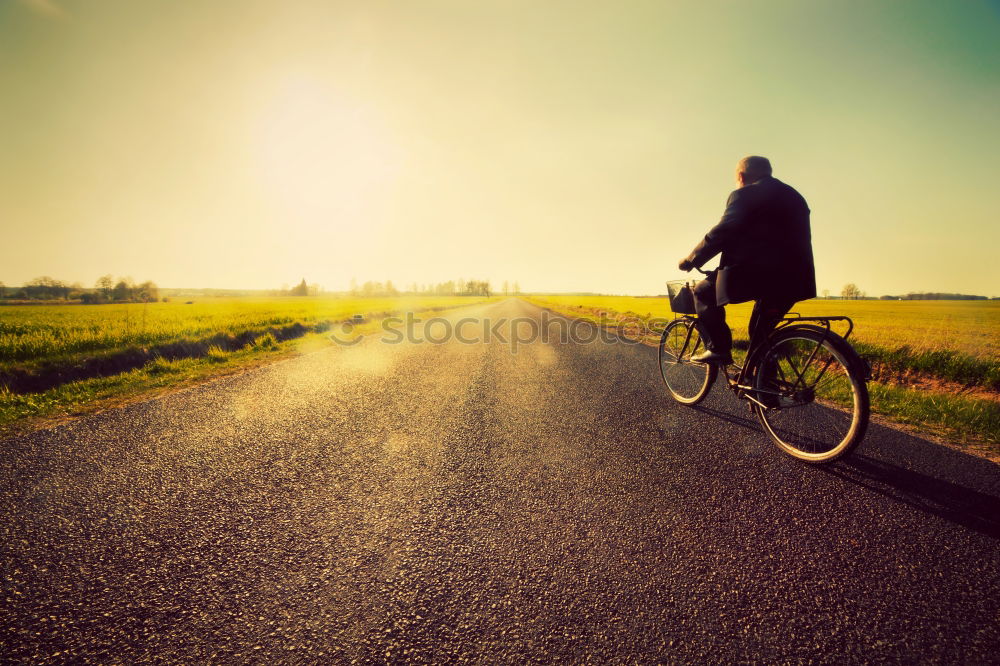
[752,327,869,463]
[659,318,717,405]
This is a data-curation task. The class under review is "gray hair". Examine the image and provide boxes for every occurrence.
[737,156,772,182]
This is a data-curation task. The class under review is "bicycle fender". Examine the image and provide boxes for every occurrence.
[769,324,871,381]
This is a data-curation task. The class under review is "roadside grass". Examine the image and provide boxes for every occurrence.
[0,345,285,431]
[0,296,496,436]
[867,383,999,450]
[854,342,999,391]
[525,295,1000,455]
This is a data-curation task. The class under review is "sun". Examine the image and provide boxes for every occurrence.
[252,73,402,225]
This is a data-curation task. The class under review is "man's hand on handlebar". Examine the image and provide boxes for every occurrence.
[678,258,694,272]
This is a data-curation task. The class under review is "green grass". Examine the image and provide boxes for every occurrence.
[0,295,495,434]
[0,296,488,364]
[526,294,1000,453]
[868,383,999,447]
[0,340,302,431]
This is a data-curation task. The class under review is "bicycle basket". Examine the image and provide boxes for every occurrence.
[666,279,697,314]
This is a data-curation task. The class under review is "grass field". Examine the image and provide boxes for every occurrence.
[0,296,491,365]
[526,296,1000,387]
[0,296,494,433]
[526,294,1000,454]
[526,296,1000,360]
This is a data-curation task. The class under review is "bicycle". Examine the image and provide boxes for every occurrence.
[658,271,871,463]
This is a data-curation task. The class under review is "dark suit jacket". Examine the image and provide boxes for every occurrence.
[685,176,816,305]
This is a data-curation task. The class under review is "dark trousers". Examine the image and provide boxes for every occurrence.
[693,274,795,354]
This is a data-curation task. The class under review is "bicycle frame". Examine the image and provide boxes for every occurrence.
[718,315,856,411]
[671,315,703,361]
[663,274,872,461]
[667,274,861,410]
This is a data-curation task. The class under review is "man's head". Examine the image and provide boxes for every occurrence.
[736,156,772,187]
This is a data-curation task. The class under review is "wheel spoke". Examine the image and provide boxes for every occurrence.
[754,330,868,462]
[659,320,714,404]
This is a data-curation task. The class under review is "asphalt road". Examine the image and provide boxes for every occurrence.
[2,299,999,664]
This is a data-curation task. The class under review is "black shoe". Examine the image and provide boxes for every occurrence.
[690,350,733,365]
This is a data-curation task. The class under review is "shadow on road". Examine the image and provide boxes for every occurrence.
[592,311,1000,541]
[823,422,1000,540]
[689,404,762,432]
[692,397,1000,540]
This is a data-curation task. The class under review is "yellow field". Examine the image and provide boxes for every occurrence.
[0,296,493,365]
[528,295,1000,361]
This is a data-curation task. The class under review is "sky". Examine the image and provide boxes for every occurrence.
[1,0,998,296]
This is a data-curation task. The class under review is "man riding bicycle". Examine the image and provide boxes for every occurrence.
[678,156,816,365]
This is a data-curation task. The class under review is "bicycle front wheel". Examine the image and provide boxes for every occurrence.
[659,318,717,405]
[753,327,869,463]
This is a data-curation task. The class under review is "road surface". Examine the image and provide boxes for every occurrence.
[2,299,998,663]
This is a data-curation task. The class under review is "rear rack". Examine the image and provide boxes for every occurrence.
[778,314,855,341]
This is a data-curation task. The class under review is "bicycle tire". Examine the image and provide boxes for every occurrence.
[751,326,869,463]
[659,318,717,405]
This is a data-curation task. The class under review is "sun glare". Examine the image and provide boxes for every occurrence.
[252,74,402,226]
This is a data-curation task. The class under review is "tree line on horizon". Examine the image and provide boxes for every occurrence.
[345,278,520,298]
[4,277,991,302]
[275,278,523,298]
[829,283,994,301]
[882,292,993,301]
[0,276,161,303]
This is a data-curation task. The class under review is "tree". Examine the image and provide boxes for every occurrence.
[25,276,67,299]
[502,280,509,296]
[290,278,309,296]
[841,283,863,300]
[112,278,134,301]
[136,280,159,302]
[461,279,491,297]
[96,275,114,299]
[513,281,520,295]
[0,281,5,298]
[822,289,830,299]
